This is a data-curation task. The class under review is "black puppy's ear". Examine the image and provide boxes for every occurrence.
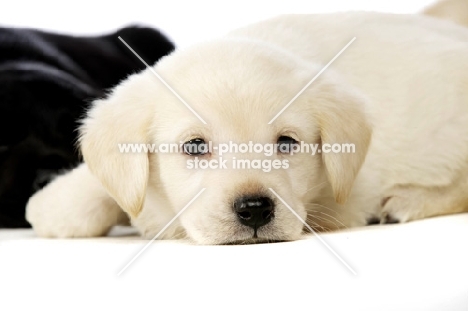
[114,26,175,70]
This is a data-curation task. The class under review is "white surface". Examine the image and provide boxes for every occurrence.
[0,0,435,47]
[2,214,468,311]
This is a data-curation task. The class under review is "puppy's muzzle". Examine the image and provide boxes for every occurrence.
[233,195,274,234]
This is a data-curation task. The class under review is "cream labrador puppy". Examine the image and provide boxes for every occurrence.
[26,11,468,244]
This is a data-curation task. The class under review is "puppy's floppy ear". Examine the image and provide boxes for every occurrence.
[79,75,154,218]
[312,83,372,204]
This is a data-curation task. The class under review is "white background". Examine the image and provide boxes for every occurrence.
[4,1,468,310]
[1,0,435,47]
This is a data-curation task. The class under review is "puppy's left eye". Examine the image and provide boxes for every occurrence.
[277,136,298,154]
[183,138,209,156]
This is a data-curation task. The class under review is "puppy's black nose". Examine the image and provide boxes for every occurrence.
[233,196,274,229]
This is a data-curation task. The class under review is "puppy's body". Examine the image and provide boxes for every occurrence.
[27,13,468,244]
[230,13,468,223]
[424,0,468,27]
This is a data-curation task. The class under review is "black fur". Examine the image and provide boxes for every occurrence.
[0,26,174,227]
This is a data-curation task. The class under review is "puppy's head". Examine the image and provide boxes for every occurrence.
[80,39,371,244]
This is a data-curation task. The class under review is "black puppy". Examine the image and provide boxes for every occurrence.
[0,26,174,227]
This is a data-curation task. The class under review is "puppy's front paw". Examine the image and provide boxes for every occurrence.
[378,196,402,224]
[379,186,428,224]
[26,189,117,238]
[26,164,127,238]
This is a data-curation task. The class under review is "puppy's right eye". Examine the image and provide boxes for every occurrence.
[183,138,209,156]
[277,136,298,154]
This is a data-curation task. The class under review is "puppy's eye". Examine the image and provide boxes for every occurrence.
[277,136,298,154]
[183,138,209,156]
